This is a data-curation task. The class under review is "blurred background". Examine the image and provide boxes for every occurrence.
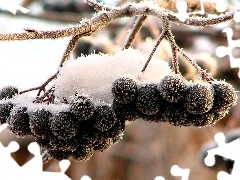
[0,0,240,179]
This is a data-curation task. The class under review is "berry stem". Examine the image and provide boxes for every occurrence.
[123,15,147,50]
[141,22,166,72]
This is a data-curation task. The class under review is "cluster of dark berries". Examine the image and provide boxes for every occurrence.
[112,75,238,127]
[0,87,124,162]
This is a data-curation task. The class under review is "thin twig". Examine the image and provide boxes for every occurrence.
[162,16,179,74]
[84,0,112,11]
[60,34,88,67]
[123,15,147,49]
[141,26,166,72]
[0,4,237,41]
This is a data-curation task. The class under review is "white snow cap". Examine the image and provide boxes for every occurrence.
[54,48,171,103]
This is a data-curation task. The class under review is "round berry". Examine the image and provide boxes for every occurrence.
[71,146,94,161]
[135,84,163,115]
[163,101,189,126]
[112,77,137,104]
[7,106,32,137]
[0,86,18,100]
[188,111,214,127]
[50,135,79,151]
[47,149,72,161]
[211,80,238,110]
[0,103,13,124]
[184,82,214,114]
[35,137,53,150]
[92,105,117,131]
[70,95,95,121]
[93,138,114,151]
[112,100,140,121]
[50,111,79,140]
[158,74,187,102]
[29,109,52,138]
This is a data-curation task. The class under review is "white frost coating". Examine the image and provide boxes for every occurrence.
[54,48,171,103]
[0,94,69,114]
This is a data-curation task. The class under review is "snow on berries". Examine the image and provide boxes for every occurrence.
[0,48,238,162]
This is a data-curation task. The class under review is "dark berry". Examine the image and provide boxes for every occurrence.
[75,121,99,147]
[188,111,214,127]
[158,74,187,102]
[100,118,125,139]
[92,105,117,131]
[50,111,79,140]
[112,77,137,104]
[112,100,140,121]
[7,106,32,137]
[0,86,18,100]
[93,138,114,151]
[0,103,13,124]
[29,109,52,138]
[163,101,189,126]
[35,136,53,150]
[47,149,72,161]
[70,95,95,121]
[185,82,214,114]
[135,84,163,115]
[50,135,79,151]
[211,81,238,110]
[71,146,94,161]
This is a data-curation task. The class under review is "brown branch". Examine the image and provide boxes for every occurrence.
[123,15,147,49]
[162,16,179,74]
[0,4,238,41]
[60,34,88,67]
[84,0,112,11]
[141,24,166,72]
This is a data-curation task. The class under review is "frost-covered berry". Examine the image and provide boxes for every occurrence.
[47,149,72,161]
[188,111,214,127]
[29,109,52,138]
[163,101,189,126]
[212,107,229,124]
[211,81,238,110]
[50,135,79,151]
[112,100,140,121]
[92,105,117,131]
[0,103,13,124]
[100,118,125,139]
[93,138,114,151]
[135,84,163,115]
[50,111,79,140]
[71,145,94,161]
[35,137,53,150]
[184,82,214,114]
[0,86,18,100]
[76,121,99,147]
[7,106,32,137]
[158,74,187,102]
[70,95,95,121]
[112,77,137,104]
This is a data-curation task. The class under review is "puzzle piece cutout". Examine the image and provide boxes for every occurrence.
[154,165,190,180]
[204,132,240,180]
[216,27,240,77]
[176,0,228,22]
[0,1,29,14]
[0,124,71,180]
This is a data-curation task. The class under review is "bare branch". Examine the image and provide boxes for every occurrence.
[123,15,147,49]
[84,0,112,11]
[0,4,238,41]
[141,24,166,72]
